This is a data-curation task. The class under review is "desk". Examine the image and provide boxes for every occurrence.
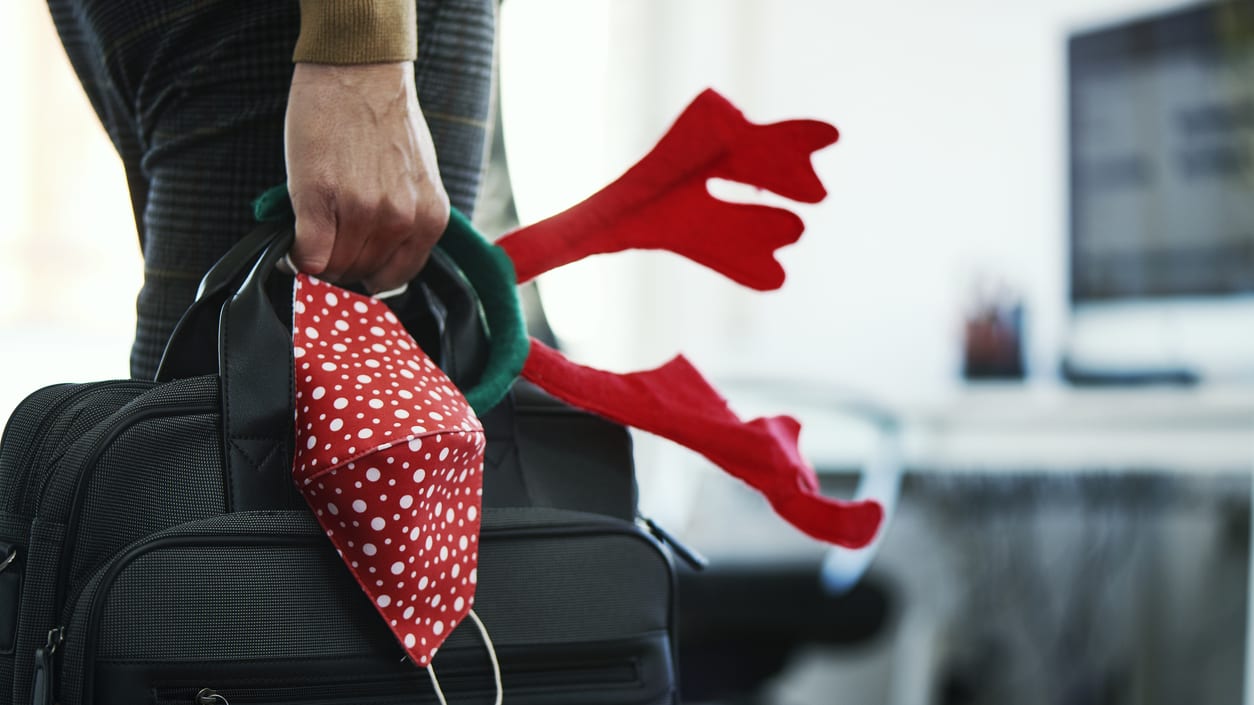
[891,386,1254,475]
[704,382,1254,704]
[724,381,1254,473]
[894,386,1254,705]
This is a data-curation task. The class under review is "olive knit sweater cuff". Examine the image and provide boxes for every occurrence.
[294,0,417,64]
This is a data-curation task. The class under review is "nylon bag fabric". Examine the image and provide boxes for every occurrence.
[0,220,679,705]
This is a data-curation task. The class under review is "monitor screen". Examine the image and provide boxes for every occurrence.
[1069,2,1254,302]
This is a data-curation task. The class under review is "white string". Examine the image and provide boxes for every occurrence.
[371,283,409,299]
[468,610,503,705]
[426,664,449,705]
[423,610,502,705]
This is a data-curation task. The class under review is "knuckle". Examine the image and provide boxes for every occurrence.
[414,200,450,240]
[377,195,410,222]
[292,177,338,212]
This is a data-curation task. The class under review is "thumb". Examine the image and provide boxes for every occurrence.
[290,192,337,275]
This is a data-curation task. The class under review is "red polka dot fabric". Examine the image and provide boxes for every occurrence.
[291,274,485,667]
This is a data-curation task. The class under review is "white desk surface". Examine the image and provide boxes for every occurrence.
[896,385,1254,474]
[728,382,1254,476]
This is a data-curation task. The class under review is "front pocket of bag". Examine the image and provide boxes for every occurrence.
[63,508,675,705]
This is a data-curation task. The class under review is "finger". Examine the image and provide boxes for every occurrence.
[338,200,411,284]
[319,196,372,282]
[290,187,338,275]
[363,235,431,294]
[362,200,450,292]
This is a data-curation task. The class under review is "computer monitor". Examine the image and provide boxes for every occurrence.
[1066,1,1254,382]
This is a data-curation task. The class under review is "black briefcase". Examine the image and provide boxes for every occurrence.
[0,218,680,705]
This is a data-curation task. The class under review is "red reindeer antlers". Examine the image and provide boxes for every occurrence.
[490,89,884,549]
[496,89,840,291]
[524,341,883,548]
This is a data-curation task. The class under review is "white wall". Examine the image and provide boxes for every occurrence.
[0,0,1199,418]
[0,6,141,420]
[500,0,1198,405]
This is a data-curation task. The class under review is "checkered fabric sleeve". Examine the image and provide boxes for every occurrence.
[46,0,496,380]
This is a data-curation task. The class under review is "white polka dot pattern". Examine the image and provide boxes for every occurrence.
[291,274,485,667]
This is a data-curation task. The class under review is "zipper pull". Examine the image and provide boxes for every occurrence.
[31,627,64,705]
[640,516,708,571]
[197,688,230,705]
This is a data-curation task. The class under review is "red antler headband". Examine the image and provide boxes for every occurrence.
[498,89,883,548]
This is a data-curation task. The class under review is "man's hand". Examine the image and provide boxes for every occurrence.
[285,62,449,293]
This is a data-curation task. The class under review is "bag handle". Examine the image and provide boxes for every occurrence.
[161,211,526,404]
[155,219,288,382]
[159,210,526,510]
[217,227,298,510]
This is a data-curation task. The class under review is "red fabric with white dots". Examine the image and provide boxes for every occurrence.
[291,273,485,667]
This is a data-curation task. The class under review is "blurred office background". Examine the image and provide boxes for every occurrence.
[5,0,1254,703]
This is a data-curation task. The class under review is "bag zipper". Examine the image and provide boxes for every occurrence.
[30,627,64,705]
[195,689,229,705]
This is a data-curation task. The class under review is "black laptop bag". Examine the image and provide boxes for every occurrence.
[0,221,681,705]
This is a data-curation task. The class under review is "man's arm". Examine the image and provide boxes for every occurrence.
[285,0,449,293]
